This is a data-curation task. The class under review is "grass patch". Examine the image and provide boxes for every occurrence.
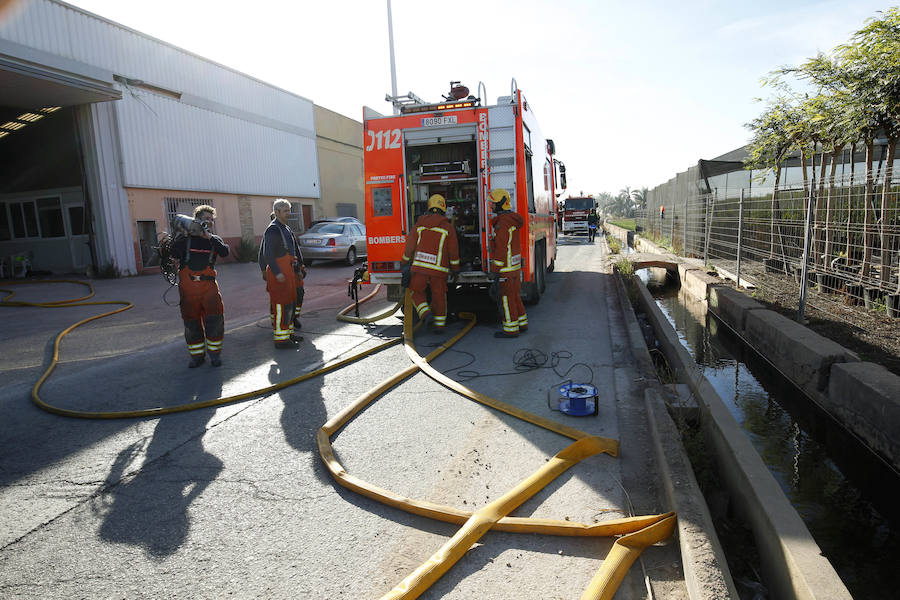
[615,257,634,276]
[606,235,622,254]
[608,219,635,231]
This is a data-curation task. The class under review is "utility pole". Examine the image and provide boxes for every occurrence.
[387,0,399,115]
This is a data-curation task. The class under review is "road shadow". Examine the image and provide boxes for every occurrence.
[94,374,223,559]
[271,337,329,483]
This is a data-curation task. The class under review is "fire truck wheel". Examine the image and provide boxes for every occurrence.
[345,247,357,266]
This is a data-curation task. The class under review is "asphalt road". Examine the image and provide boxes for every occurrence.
[0,239,686,599]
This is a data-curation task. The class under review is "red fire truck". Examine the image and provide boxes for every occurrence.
[363,80,566,305]
[560,196,598,235]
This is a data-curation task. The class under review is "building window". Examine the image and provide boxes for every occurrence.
[164,197,212,231]
[10,201,39,238]
[37,197,65,238]
[68,206,86,236]
[0,204,10,241]
[136,221,160,267]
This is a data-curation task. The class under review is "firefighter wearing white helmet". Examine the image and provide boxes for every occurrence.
[401,193,460,332]
[489,188,527,338]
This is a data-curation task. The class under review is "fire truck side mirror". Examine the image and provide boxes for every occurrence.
[555,161,567,197]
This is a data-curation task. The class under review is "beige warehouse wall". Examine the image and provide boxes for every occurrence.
[126,188,313,273]
[314,105,364,222]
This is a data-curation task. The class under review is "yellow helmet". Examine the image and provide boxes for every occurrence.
[489,188,511,211]
[427,194,446,212]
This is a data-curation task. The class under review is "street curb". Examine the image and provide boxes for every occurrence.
[610,268,738,600]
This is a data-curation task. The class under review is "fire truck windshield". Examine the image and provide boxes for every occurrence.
[564,198,594,211]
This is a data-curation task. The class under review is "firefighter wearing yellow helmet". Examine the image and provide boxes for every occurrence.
[401,193,460,332]
[489,188,527,338]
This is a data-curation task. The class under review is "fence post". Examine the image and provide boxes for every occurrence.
[671,205,676,250]
[684,196,688,257]
[798,183,816,322]
[736,189,744,289]
[704,190,715,264]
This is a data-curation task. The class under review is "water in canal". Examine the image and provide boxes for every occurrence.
[639,268,900,599]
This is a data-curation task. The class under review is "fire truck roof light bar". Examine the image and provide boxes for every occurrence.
[399,100,477,114]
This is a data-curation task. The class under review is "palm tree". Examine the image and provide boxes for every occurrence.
[631,188,648,210]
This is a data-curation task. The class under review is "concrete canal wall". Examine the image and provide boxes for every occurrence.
[629,269,852,600]
[605,221,900,474]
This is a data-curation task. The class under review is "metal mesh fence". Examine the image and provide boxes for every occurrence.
[638,172,900,320]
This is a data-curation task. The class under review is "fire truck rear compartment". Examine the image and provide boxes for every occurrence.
[405,139,484,272]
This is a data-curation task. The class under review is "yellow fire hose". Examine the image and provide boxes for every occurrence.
[320,291,677,599]
[1,279,403,418]
[336,282,402,324]
[3,279,676,598]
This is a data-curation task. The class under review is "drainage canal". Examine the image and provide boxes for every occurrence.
[637,267,900,599]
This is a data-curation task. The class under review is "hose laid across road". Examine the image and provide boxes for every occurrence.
[320,291,676,600]
[3,278,676,599]
[1,279,402,418]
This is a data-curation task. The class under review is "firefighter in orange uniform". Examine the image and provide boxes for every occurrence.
[489,188,527,338]
[262,199,301,349]
[259,211,306,332]
[172,205,230,367]
[401,194,460,332]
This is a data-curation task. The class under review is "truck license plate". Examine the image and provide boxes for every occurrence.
[421,116,458,127]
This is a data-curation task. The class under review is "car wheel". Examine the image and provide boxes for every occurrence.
[346,247,357,266]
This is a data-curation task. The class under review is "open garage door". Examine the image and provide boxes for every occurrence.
[0,43,121,276]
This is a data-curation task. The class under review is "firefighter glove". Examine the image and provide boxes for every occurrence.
[488,277,500,303]
[400,263,411,288]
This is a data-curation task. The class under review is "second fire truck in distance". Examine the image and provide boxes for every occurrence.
[363,79,567,306]
[560,195,598,235]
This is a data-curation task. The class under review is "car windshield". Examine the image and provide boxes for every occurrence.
[308,223,344,234]
[565,198,594,211]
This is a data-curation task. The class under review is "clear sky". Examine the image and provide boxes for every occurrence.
[62,0,893,196]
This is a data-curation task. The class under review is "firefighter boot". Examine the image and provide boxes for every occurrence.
[493,331,519,339]
[188,355,206,368]
[204,315,224,367]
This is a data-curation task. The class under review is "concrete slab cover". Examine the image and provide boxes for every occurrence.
[828,362,900,469]
[678,267,720,304]
[744,310,858,394]
[708,286,765,334]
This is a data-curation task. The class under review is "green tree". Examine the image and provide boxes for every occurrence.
[843,8,900,290]
[631,187,648,210]
[745,96,795,265]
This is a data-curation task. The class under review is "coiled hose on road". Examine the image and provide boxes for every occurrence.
[1,278,675,599]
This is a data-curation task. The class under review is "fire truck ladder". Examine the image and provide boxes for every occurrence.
[487,98,517,205]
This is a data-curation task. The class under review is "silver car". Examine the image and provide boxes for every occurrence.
[298,221,367,265]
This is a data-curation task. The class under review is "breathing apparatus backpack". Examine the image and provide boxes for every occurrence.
[157,214,211,285]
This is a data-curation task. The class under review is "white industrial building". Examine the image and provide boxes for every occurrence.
[0,0,356,277]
